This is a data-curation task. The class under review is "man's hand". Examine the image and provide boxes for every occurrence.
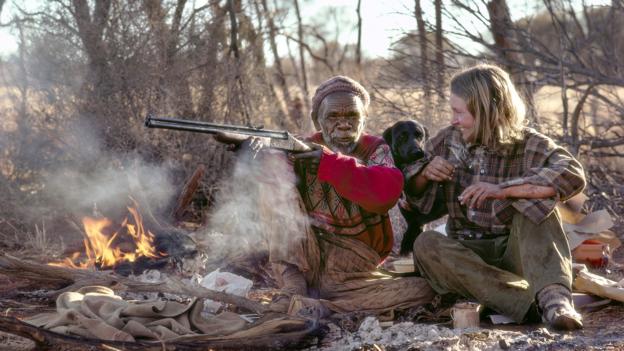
[289,143,324,173]
[459,182,506,208]
[422,156,454,182]
[213,131,249,150]
[222,136,267,159]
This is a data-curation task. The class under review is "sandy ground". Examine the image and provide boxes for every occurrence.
[311,304,624,350]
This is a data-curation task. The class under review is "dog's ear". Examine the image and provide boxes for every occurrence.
[423,125,430,140]
[382,125,393,145]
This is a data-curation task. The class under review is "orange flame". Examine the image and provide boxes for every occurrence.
[50,206,165,269]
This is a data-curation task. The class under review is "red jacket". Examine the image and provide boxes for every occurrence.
[296,133,403,259]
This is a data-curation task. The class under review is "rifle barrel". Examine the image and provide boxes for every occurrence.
[144,114,288,140]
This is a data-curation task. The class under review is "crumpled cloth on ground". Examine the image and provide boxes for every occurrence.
[24,286,251,342]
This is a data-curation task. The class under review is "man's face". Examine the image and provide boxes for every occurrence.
[318,92,366,154]
[450,93,476,143]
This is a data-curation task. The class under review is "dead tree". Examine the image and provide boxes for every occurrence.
[355,0,362,67]
[415,0,432,122]
[293,0,312,131]
[486,0,539,127]
[143,0,195,117]
[260,0,297,130]
[434,0,445,105]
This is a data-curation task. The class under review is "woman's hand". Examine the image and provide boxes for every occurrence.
[422,156,455,182]
[459,182,506,208]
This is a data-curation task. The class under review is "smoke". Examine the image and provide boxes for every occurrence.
[41,120,176,223]
[200,148,308,261]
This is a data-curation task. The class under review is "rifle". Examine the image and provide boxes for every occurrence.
[144,114,311,152]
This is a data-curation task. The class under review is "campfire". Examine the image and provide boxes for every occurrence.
[50,205,167,271]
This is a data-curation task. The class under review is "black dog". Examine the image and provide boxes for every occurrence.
[383,120,447,256]
[382,120,428,170]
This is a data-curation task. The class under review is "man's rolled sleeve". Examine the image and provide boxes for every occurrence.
[500,149,585,201]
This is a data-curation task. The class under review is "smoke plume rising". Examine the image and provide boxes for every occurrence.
[200,148,308,261]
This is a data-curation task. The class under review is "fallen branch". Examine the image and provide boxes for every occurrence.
[0,254,269,314]
[0,315,318,351]
[172,164,205,221]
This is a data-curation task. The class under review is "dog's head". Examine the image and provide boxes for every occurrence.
[383,120,428,168]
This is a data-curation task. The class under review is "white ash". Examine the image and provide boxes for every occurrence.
[121,270,198,302]
[316,317,577,351]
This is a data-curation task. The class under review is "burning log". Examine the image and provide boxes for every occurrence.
[49,201,197,276]
[0,254,269,315]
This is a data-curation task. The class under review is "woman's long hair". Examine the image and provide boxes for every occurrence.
[450,64,526,148]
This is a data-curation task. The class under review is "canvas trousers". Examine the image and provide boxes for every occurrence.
[413,210,573,322]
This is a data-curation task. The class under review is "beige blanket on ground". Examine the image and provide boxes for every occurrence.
[24,286,292,343]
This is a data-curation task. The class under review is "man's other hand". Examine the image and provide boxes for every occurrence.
[289,143,324,173]
[459,182,506,208]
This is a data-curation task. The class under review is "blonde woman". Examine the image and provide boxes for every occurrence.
[403,64,585,330]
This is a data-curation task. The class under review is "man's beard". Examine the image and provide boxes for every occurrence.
[321,133,359,154]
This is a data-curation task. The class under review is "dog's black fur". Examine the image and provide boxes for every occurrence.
[383,120,447,256]
[382,120,428,170]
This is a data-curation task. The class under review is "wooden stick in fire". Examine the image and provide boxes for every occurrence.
[0,254,269,315]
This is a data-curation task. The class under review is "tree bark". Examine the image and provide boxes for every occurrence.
[260,0,296,130]
[434,0,445,104]
[570,85,594,156]
[355,0,362,67]
[293,0,311,131]
[72,0,112,91]
[227,0,240,58]
[143,0,194,116]
[415,0,431,124]
[487,0,539,127]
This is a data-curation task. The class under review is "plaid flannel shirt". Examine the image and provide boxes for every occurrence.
[402,126,586,240]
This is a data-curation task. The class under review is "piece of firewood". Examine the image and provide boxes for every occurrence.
[172,164,206,221]
[0,254,269,315]
[0,315,317,350]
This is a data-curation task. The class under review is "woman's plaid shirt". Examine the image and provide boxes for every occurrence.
[402,126,586,240]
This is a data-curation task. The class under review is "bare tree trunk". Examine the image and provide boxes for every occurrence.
[143,0,194,117]
[71,0,134,149]
[570,85,594,156]
[293,0,311,131]
[227,0,239,58]
[15,20,28,120]
[434,0,445,106]
[415,0,431,125]
[72,0,112,91]
[487,0,539,127]
[560,65,569,139]
[559,30,569,140]
[260,0,296,130]
[356,0,362,67]
[251,0,290,125]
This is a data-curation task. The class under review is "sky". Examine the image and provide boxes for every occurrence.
[0,0,612,59]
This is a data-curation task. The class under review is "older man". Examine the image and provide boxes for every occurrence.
[250,76,434,315]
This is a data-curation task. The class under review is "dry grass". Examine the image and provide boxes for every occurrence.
[0,220,65,259]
